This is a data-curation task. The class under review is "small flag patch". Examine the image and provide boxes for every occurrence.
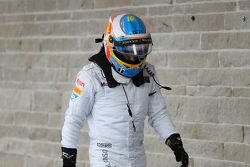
[71,85,83,99]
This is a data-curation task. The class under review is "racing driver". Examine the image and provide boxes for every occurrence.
[61,13,189,167]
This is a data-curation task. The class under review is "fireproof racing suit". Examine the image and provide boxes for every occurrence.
[61,53,178,167]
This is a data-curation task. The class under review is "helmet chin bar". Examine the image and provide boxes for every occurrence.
[115,65,142,78]
[109,55,144,78]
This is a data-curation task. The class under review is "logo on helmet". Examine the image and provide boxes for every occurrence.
[118,67,125,74]
[127,15,135,21]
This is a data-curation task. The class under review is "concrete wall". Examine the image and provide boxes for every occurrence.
[0,0,250,166]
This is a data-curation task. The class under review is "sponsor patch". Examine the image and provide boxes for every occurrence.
[97,143,112,148]
[73,86,83,95]
[70,85,83,99]
[76,78,85,87]
[102,149,112,166]
[71,92,79,99]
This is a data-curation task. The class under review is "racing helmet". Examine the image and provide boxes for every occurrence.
[103,13,153,78]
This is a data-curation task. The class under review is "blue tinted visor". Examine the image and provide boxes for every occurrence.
[113,37,153,62]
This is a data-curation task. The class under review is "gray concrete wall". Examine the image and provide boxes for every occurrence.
[0,0,250,166]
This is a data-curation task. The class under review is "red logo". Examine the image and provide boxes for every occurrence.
[76,78,85,87]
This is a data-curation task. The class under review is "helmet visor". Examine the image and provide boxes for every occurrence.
[113,37,152,63]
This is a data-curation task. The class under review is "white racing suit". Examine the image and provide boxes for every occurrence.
[61,54,178,167]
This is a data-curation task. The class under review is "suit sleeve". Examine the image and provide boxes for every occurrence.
[147,67,178,141]
[61,69,95,148]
